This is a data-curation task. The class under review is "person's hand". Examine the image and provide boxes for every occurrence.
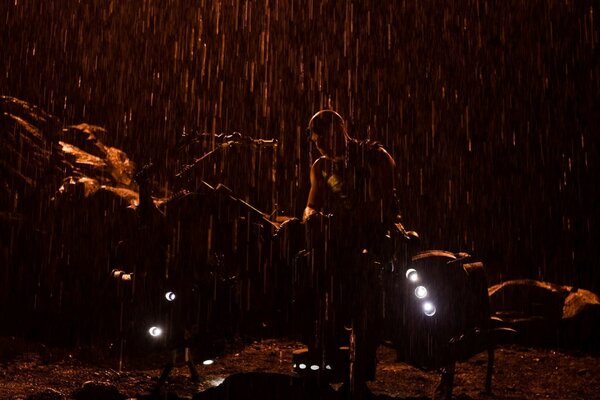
[303,211,333,226]
[303,207,318,222]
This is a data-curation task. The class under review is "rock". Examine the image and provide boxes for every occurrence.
[26,388,65,400]
[136,392,181,400]
[72,381,125,400]
[0,96,67,218]
[488,279,568,322]
[0,96,143,346]
[489,279,600,350]
[560,288,600,351]
[58,123,135,189]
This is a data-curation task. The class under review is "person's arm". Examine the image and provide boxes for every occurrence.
[303,158,325,222]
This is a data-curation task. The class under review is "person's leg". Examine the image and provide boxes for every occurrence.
[345,255,382,398]
[305,215,341,367]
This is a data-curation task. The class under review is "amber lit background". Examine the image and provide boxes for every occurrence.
[2,0,599,291]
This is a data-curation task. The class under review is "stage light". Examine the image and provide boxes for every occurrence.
[299,363,307,370]
[406,268,419,282]
[415,286,428,299]
[423,301,436,317]
[148,326,162,337]
[310,365,319,370]
[202,359,214,365]
[165,291,176,301]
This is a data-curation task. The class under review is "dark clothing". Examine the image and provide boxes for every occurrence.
[317,139,395,258]
[304,140,393,386]
[319,139,382,212]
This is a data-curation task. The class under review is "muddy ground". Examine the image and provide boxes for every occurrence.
[1,338,599,400]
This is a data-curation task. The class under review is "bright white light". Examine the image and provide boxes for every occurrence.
[423,302,436,317]
[405,268,419,282]
[310,365,319,371]
[299,363,307,370]
[165,291,176,301]
[202,359,214,365]
[325,365,332,370]
[415,286,428,299]
[148,326,162,337]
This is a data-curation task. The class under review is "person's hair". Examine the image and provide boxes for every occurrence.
[308,110,346,138]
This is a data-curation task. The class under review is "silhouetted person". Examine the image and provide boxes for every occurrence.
[303,110,397,398]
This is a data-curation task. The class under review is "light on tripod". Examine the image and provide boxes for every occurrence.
[406,268,419,282]
[165,291,176,301]
[423,301,437,317]
[148,326,163,337]
[415,286,428,299]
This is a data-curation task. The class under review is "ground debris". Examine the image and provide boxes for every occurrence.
[72,381,126,400]
[1,339,599,399]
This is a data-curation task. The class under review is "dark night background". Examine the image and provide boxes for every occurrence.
[1,0,599,294]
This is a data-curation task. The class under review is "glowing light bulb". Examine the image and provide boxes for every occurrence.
[405,268,419,282]
[165,291,176,301]
[415,286,428,299]
[423,302,436,317]
[148,326,162,337]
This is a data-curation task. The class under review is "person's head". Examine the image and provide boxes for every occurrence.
[307,110,348,158]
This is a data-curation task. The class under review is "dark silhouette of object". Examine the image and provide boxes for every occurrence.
[489,279,600,352]
[299,110,509,400]
[392,251,492,399]
[300,110,397,398]
[192,372,337,400]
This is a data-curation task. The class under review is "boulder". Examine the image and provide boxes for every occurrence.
[561,288,600,351]
[58,123,135,189]
[0,97,142,346]
[0,96,66,219]
[26,388,65,400]
[489,279,600,350]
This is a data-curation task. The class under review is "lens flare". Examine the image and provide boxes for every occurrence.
[423,302,436,317]
[415,286,428,299]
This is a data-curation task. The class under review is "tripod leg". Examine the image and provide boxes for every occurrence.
[153,349,176,394]
[154,363,174,394]
[485,345,495,394]
[185,347,200,382]
[433,363,455,400]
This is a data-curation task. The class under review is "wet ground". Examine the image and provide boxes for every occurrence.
[1,337,599,400]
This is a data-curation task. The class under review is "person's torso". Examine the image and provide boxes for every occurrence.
[320,140,381,217]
